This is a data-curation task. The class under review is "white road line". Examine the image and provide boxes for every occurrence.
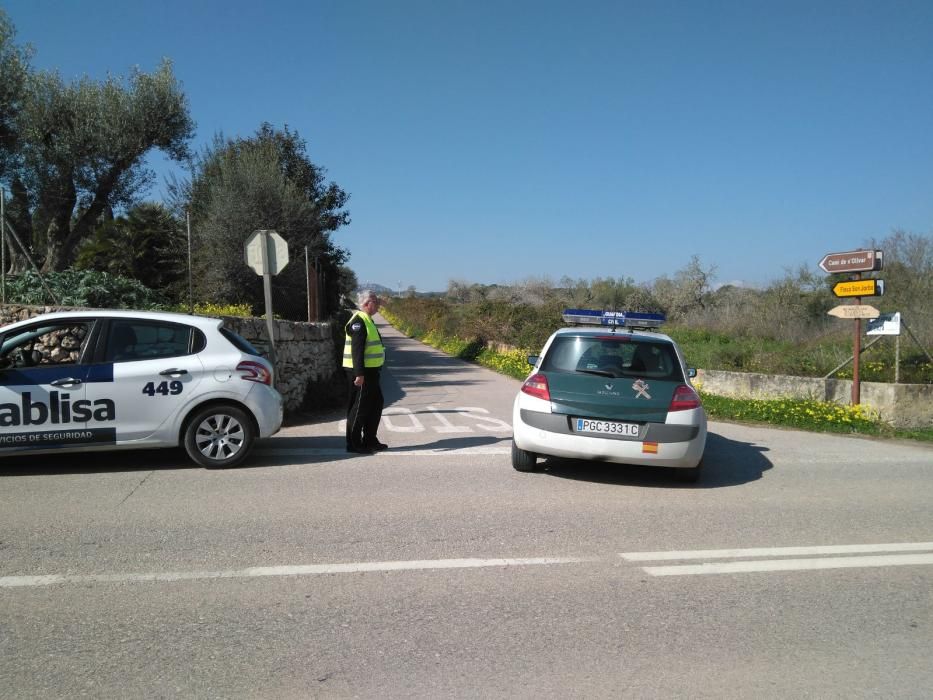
[0,557,593,589]
[643,553,933,576]
[619,542,933,562]
[254,448,511,457]
[7,544,933,589]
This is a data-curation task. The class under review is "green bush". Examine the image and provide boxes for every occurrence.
[4,269,166,309]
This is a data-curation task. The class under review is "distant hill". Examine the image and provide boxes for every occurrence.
[358,283,395,295]
[357,283,443,299]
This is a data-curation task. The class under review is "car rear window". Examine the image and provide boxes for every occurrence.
[220,327,260,356]
[541,336,683,381]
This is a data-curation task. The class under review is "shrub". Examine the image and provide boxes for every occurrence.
[4,269,166,309]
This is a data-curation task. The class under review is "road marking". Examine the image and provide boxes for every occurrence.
[619,542,933,561]
[5,543,932,589]
[642,553,933,576]
[0,557,594,589]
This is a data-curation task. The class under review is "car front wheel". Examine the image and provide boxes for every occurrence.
[184,405,256,469]
[511,441,540,472]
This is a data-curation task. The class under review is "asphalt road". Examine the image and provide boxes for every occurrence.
[1,317,931,698]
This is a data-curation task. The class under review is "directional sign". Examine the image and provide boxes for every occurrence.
[245,230,289,276]
[866,312,901,336]
[819,249,882,274]
[827,304,880,319]
[832,278,884,298]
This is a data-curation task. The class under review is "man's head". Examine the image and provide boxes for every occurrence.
[357,289,380,313]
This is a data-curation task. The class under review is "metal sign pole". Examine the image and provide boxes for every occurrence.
[895,334,900,384]
[260,230,276,367]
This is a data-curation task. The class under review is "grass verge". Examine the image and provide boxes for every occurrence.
[381,309,932,443]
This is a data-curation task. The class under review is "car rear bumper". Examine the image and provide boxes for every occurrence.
[513,407,706,469]
[246,384,284,437]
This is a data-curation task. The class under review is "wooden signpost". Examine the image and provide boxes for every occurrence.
[820,249,884,405]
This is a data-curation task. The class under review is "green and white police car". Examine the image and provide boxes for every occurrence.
[511,310,707,482]
[0,310,283,468]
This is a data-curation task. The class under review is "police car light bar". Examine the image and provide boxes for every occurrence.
[561,309,666,329]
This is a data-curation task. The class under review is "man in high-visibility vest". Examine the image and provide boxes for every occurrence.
[343,289,388,454]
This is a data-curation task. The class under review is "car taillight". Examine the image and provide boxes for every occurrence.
[237,360,272,385]
[521,373,551,401]
[669,384,701,411]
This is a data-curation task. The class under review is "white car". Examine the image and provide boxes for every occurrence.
[0,310,283,468]
[511,310,707,482]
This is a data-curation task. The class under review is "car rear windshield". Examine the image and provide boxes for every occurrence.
[220,327,261,356]
[540,336,683,381]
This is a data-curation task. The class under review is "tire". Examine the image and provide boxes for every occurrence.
[674,460,702,484]
[511,441,540,472]
[184,405,256,469]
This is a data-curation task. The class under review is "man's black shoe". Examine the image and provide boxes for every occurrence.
[346,444,375,455]
[365,440,389,451]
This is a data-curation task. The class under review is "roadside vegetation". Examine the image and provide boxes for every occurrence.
[381,238,932,442]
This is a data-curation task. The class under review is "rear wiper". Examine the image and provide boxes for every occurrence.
[576,368,615,378]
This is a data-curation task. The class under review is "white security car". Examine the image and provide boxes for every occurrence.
[0,310,283,468]
[512,310,707,482]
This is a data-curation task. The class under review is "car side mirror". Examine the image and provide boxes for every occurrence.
[688,367,697,378]
[527,355,539,367]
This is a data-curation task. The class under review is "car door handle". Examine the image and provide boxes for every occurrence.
[50,378,83,387]
[159,368,189,376]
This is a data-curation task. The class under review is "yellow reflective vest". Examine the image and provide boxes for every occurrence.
[343,311,385,370]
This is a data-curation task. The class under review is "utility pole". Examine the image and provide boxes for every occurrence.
[186,210,193,313]
[1,186,5,305]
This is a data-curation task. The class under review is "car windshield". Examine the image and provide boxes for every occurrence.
[540,336,683,381]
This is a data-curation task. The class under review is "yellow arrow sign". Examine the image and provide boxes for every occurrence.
[832,279,884,298]
[827,304,880,319]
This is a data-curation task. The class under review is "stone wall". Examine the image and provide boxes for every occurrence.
[0,305,343,415]
[696,368,933,429]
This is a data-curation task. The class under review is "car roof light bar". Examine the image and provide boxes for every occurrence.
[561,309,666,330]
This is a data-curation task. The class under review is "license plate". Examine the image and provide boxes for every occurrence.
[575,418,640,437]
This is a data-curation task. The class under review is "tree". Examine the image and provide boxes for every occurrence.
[0,11,29,180]
[175,124,350,319]
[651,255,717,321]
[867,229,932,344]
[336,265,359,305]
[74,202,187,301]
[0,12,195,272]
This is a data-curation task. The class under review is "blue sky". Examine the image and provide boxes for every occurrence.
[5,0,933,292]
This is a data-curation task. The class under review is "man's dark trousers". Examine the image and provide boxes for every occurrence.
[345,368,384,448]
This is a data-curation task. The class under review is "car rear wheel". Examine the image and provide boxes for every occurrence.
[511,441,540,472]
[184,405,256,469]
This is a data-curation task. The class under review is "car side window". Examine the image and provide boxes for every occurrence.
[0,322,93,367]
[105,321,193,362]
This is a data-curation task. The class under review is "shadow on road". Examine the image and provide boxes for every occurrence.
[0,448,203,476]
[539,430,773,489]
[258,433,509,453]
